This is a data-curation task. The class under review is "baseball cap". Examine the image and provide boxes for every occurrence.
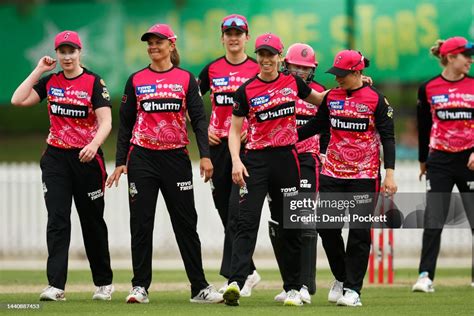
[221,14,248,33]
[141,24,177,43]
[326,50,368,77]
[55,31,82,49]
[254,33,284,55]
[439,36,474,56]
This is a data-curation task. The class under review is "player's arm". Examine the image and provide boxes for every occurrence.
[297,93,330,141]
[416,83,432,180]
[11,56,56,106]
[229,86,249,187]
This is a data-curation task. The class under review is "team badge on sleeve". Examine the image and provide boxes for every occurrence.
[121,94,128,103]
[233,101,240,111]
[102,87,111,101]
[387,106,394,118]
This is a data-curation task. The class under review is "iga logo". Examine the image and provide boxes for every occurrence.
[280,88,294,96]
[136,85,156,95]
[76,91,89,99]
[329,100,345,110]
[170,84,183,92]
[431,94,449,104]
[49,87,64,97]
[355,103,368,113]
[212,77,230,86]
[250,95,270,107]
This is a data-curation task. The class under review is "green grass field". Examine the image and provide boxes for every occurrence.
[0,268,472,315]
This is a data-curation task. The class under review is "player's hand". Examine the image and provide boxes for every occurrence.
[467,153,474,171]
[106,165,127,188]
[381,169,397,196]
[361,75,373,85]
[208,131,221,146]
[240,130,248,143]
[37,56,57,73]
[79,142,99,163]
[419,162,427,181]
[232,159,249,187]
[200,157,213,182]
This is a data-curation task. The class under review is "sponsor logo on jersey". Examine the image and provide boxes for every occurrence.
[129,183,138,197]
[136,84,157,95]
[296,115,310,126]
[300,179,312,189]
[431,94,449,104]
[76,91,89,99]
[330,116,369,131]
[280,88,294,96]
[462,94,474,101]
[170,84,183,92]
[355,103,369,113]
[212,77,230,86]
[387,106,394,118]
[49,87,65,97]
[329,100,345,110]
[250,95,270,107]
[435,108,473,120]
[140,98,183,112]
[101,87,110,101]
[281,186,298,197]
[87,189,104,201]
[50,102,88,118]
[256,102,295,122]
[214,92,234,106]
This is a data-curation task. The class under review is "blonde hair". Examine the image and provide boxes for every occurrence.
[171,47,180,66]
[430,39,448,66]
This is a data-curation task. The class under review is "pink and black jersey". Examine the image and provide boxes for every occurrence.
[198,56,259,138]
[295,80,326,155]
[417,75,474,162]
[115,66,209,166]
[33,69,111,149]
[298,84,395,179]
[232,72,312,150]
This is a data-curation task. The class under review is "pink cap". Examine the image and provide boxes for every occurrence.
[55,31,82,49]
[284,43,318,68]
[221,14,249,33]
[439,36,474,56]
[326,50,368,77]
[141,23,177,43]
[254,33,284,55]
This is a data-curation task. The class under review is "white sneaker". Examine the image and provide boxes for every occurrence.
[223,281,240,306]
[336,288,362,307]
[300,285,311,304]
[93,284,114,300]
[283,289,303,306]
[218,281,228,294]
[190,285,224,304]
[328,279,344,303]
[274,290,286,302]
[39,286,66,301]
[126,286,149,304]
[412,272,435,293]
[240,270,261,297]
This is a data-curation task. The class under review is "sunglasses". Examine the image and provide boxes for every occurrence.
[222,17,248,31]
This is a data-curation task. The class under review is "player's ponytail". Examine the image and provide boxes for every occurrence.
[431,40,448,65]
[171,47,180,67]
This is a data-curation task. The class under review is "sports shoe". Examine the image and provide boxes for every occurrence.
[328,279,344,303]
[336,288,362,307]
[412,271,435,293]
[223,281,240,306]
[126,286,149,304]
[300,285,311,304]
[240,270,261,297]
[93,284,114,300]
[190,285,224,304]
[39,286,66,301]
[274,290,286,302]
[283,289,303,306]
[218,281,228,294]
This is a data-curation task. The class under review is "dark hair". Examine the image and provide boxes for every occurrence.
[431,39,448,66]
[171,47,180,66]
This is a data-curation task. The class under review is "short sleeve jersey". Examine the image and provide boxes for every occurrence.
[232,72,312,150]
[33,68,111,149]
[199,56,259,138]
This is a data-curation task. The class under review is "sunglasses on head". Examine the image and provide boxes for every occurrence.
[222,17,248,30]
[350,52,364,70]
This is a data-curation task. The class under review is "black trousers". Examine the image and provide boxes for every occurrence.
[127,145,208,296]
[40,145,112,290]
[210,140,256,278]
[229,146,302,291]
[419,149,474,280]
[317,174,379,295]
